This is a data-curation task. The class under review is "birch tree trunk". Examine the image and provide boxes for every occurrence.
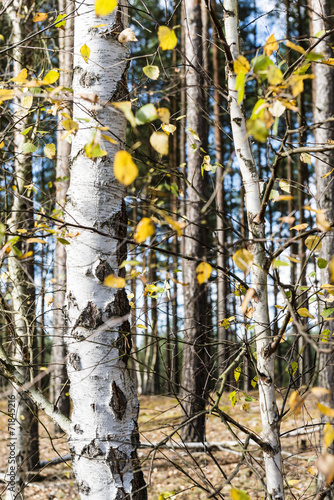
[51,0,73,429]
[181,0,208,443]
[65,2,146,498]
[6,1,39,497]
[223,0,284,496]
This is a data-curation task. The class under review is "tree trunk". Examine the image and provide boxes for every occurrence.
[310,0,334,497]
[181,0,208,443]
[51,0,73,429]
[223,0,284,496]
[65,2,146,498]
[6,1,39,496]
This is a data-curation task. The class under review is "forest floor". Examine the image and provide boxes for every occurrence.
[0,389,323,499]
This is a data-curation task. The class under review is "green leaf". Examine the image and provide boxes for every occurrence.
[57,237,70,245]
[0,222,5,246]
[22,142,37,154]
[272,259,289,268]
[135,103,158,125]
[321,308,334,319]
[246,118,269,143]
[318,258,328,269]
[251,54,274,79]
[21,126,33,136]
[143,65,159,80]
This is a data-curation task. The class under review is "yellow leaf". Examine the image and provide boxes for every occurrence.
[196,262,212,284]
[101,133,117,144]
[307,465,318,476]
[317,453,334,485]
[95,0,117,17]
[272,194,294,202]
[149,131,169,156]
[290,223,308,231]
[287,479,300,488]
[305,235,322,253]
[318,403,334,418]
[289,390,303,415]
[264,34,278,56]
[44,143,56,159]
[329,256,334,282]
[317,211,332,232]
[112,101,136,128]
[26,238,47,244]
[287,256,300,263]
[285,40,305,54]
[11,68,28,83]
[230,489,251,500]
[324,423,334,450]
[104,274,125,288]
[113,150,138,186]
[161,124,176,135]
[279,179,291,193]
[42,70,59,85]
[134,217,155,243]
[158,26,177,50]
[232,249,253,274]
[322,167,334,178]
[157,107,170,124]
[233,55,250,74]
[241,287,255,315]
[163,216,185,236]
[33,12,48,22]
[62,119,79,131]
[242,402,250,412]
[80,44,91,63]
[0,141,4,149]
[18,251,33,260]
[297,307,314,319]
[300,152,312,164]
[0,89,15,102]
[22,95,33,109]
[234,366,241,382]
[267,65,283,85]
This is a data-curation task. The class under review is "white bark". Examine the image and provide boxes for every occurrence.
[65,2,146,498]
[224,1,284,497]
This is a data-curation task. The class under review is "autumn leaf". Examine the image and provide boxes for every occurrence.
[318,403,334,418]
[289,390,304,414]
[158,26,177,50]
[297,307,314,319]
[317,211,331,232]
[157,107,170,124]
[104,274,125,288]
[11,68,28,83]
[305,235,322,253]
[233,55,250,75]
[285,40,305,54]
[80,44,91,64]
[134,217,155,243]
[44,143,56,159]
[62,119,79,132]
[162,124,176,135]
[232,248,253,274]
[113,150,138,186]
[118,28,138,43]
[26,238,47,244]
[300,152,311,164]
[149,131,169,156]
[290,223,308,232]
[230,488,251,500]
[42,70,59,85]
[196,262,212,284]
[264,34,278,56]
[95,0,117,17]
[112,101,136,128]
[241,287,255,315]
[33,12,48,22]
[234,366,241,382]
[143,65,160,80]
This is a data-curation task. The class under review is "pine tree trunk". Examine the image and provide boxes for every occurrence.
[65,2,146,498]
[181,0,208,443]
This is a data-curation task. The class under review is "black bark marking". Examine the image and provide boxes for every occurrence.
[107,447,128,475]
[94,259,113,282]
[68,352,80,371]
[81,439,103,458]
[115,488,127,500]
[78,480,91,495]
[74,424,84,434]
[75,301,102,329]
[79,70,98,87]
[110,381,127,420]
